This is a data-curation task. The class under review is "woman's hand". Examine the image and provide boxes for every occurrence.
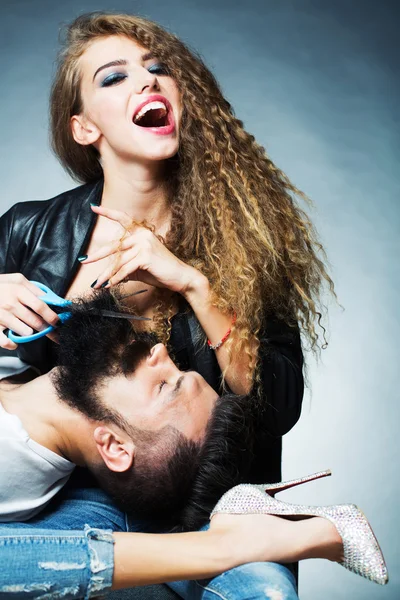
[0,274,59,350]
[82,207,251,393]
[81,205,205,296]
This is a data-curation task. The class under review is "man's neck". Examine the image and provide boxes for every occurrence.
[0,372,95,467]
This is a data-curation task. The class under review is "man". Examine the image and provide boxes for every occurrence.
[0,290,254,525]
[0,291,304,600]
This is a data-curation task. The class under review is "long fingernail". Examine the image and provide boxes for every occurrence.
[78,255,88,262]
[90,279,98,288]
[90,203,98,207]
[100,280,109,288]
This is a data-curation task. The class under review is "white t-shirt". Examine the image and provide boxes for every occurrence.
[0,401,75,521]
[0,355,37,380]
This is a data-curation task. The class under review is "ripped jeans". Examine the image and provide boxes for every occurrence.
[0,485,299,600]
[0,526,113,598]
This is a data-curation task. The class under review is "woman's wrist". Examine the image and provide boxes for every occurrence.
[181,268,211,308]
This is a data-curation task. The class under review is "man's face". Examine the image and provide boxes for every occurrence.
[101,343,219,442]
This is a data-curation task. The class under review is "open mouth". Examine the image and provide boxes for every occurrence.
[133,100,170,128]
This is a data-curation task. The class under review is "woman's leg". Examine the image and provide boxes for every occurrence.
[0,522,298,600]
[0,488,341,598]
[0,483,127,598]
[0,527,114,599]
[0,486,129,532]
[167,524,298,600]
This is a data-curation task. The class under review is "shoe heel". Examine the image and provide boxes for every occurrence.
[211,483,389,586]
[259,469,332,497]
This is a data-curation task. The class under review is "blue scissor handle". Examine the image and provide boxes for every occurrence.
[8,281,72,344]
[30,281,73,308]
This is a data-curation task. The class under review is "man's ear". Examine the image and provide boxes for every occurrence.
[93,426,135,473]
[71,114,101,146]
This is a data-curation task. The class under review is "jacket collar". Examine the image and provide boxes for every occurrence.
[59,178,103,297]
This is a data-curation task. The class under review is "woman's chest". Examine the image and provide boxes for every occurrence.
[65,220,158,316]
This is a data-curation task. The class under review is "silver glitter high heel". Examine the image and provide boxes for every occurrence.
[211,471,388,585]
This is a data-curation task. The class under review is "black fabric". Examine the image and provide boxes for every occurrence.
[107,586,179,599]
[0,180,103,373]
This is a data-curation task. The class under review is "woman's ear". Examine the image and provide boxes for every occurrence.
[71,114,101,146]
[93,426,135,472]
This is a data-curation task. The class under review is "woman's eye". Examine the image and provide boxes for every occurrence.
[159,380,167,393]
[101,73,127,87]
[148,63,169,76]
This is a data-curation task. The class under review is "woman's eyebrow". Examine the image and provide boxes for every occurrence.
[92,52,156,81]
[93,59,127,81]
[141,51,155,62]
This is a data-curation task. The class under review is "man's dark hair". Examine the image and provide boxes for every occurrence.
[52,290,255,522]
[52,290,157,431]
[91,392,255,526]
[171,392,256,532]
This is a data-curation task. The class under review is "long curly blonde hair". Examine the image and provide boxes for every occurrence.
[50,12,336,386]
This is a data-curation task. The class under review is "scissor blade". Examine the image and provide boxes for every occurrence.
[90,309,151,321]
[119,289,148,300]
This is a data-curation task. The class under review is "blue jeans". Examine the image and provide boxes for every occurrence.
[0,486,298,600]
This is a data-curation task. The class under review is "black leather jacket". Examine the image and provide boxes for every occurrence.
[0,180,304,482]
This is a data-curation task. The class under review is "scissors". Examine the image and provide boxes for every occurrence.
[8,281,151,344]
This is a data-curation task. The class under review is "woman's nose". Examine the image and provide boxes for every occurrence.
[135,71,160,95]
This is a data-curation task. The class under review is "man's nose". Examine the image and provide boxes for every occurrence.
[147,343,169,366]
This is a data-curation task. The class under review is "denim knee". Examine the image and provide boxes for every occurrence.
[170,561,298,600]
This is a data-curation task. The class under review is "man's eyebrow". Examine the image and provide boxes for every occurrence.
[169,375,184,402]
[92,52,156,81]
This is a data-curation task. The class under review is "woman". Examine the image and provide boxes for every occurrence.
[0,11,338,599]
[0,11,318,480]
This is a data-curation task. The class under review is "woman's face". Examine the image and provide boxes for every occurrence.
[72,35,182,166]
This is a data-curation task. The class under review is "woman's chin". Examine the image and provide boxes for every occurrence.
[102,139,180,169]
[135,143,179,163]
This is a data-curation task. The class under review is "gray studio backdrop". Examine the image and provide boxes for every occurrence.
[1,1,398,598]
